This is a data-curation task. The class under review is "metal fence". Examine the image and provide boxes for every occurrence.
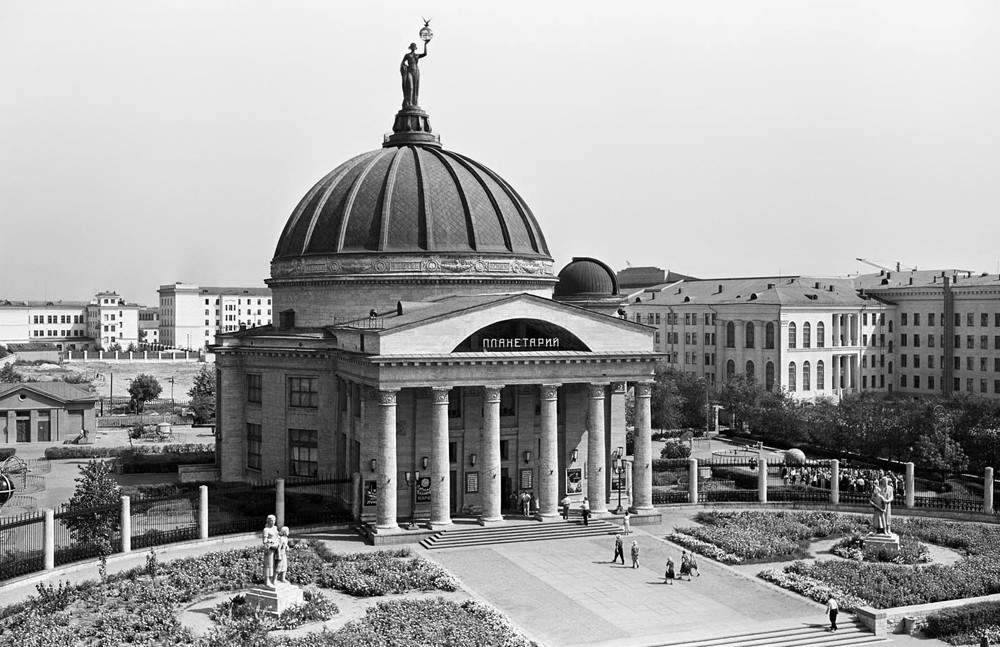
[0,511,45,581]
[53,502,122,566]
[131,492,200,549]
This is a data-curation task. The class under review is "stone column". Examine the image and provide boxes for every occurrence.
[632,381,654,511]
[479,385,504,525]
[832,315,840,348]
[905,462,915,508]
[43,509,54,571]
[430,387,453,529]
[275,478,286,528]
[830,459,840,505]
[587,383,609,515]
[120,496,131,553]
[199,485,209,539]
[375,389,400,532]
[758,458,768,503]
[538,383,561,520]
[688,457,698,503]
[984,467,994,515]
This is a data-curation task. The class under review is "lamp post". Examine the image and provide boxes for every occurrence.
[613,446,626,514]
[404,470,421,530]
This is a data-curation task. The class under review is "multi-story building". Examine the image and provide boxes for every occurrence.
[0,291,144,352]
[86,292,140,350]
[158,283,272,350]
[138,307,160,346]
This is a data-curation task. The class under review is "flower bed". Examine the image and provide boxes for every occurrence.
[757,568,870,611]
[666,533,743,564]
[0,541,491,647]
[210,589,338,631]
[831,534,931,565]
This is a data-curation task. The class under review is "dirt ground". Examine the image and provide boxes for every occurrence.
[14,360,211,402]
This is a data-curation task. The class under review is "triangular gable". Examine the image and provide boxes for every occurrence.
[0,386,76,409]
[377,294,654,356]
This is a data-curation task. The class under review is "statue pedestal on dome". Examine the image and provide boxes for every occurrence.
[384,107,440,148]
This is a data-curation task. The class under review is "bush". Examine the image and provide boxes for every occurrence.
[925,601,1000,642]
[660,440,692,459]
[45,443,214,460]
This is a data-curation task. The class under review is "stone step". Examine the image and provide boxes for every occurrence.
[651,620,883,647]
[421,519,618,549]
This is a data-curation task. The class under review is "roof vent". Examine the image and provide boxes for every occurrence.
[718,284,724,293]
[814,282,821,289]
[932,276,937,283]
[828,285,834,291]
[767,283,775,289]
[881,278,889,285]
[397,301,404,315]
[806,294,818,301]
[676,287,683,294]
[908,277,913,285]
[683,296,691,302]
[880,269,885,276]
[788,278,795,284]
[634,297,641,304]
[886,272,892,279]
[749,293,758,300]
[983,272,989,277]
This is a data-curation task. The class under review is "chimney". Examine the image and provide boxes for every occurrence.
[814,282,821,289]
[767,283,775,289]
[886,272,892,279]
[908,277,913,285]
[677,287,682,294]
[718,284,724,293]
[896,262,901,272]
[828,285,834,292]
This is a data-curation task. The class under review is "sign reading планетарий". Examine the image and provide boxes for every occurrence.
[481,337,560,350]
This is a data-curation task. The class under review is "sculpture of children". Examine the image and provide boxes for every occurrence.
[275,526,290,584]
[262,514,279,587]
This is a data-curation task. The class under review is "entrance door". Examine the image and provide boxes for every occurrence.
[15,415,30,443]
[501,467,512,512]
[450,470,457,514]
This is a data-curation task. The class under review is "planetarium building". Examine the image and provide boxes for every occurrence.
[214,44,660,535]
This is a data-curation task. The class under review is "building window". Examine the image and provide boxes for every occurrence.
[500,386,516,417]
[982,379,988,394]
[913,335,920,348]
[914,313,921,326]
[788,362,797,391]
[928,355,935,369]
[928,376,935,390]
[765,361,775,391]
[288,428,318,477]
[247,423,262,470]
[654,332,660,344]
[802,361,811,391]
[655,313,661,325]
[901,334,908,347]
[967,378,974,392]
[803,322,811,348]
[913,355,920,369]
[929,313,936,327]
[967,313,974,327]
[967,335,975,349]
[746,360,755,380]
[982,357,989,372]
[726,322,735,348]
[288,377,318,408]
[901,313,908,326]
[765,322,775,349]
[247,374,262,404]
[726,359,735,381]
[901,354,907,368]
[955,313,961,327]
[817,360,825,390]
[816,322,825,348]
[788,322,797,349]
[982,335,989,349]
[901,375,908,388]
[745,322,755,348]
[928,335,935,348]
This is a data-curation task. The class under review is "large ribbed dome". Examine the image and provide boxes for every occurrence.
[273,146,550,260]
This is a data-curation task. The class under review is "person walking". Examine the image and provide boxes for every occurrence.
[688,553,700,577]
[560,496,571,520]
[622,509,632,535]
[581,497,591,526]
[679,550,692,581]
[630,540,640,569]
[612,534,625,565]
[664,557,675,585]
[521,490,531,517]
[826,596,839,632]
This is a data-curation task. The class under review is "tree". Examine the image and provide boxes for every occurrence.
[63,459,121,555]
[128,373,162,412]
[106,342,122,353]
[188,364,216,425]
[0,363,23,383]
[649,368,685,430]
[126,342,138,353]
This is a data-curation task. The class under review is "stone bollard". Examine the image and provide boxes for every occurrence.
[199,485,209,540]
[758,458,768,504]
[985,467,994,516]
[830,459,840,505]
[688,458,698,504]
[276,478,286,528]
[905,462,915,508]
[44,509,55,570]
[121,495,131,553]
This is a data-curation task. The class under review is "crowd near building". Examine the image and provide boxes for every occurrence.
[157,283,272,350]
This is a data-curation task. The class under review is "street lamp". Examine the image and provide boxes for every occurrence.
[613,446,626,514]
[404,470,421,530]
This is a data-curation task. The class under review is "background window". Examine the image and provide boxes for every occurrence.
[289,377,318,408]
[289,428,318,477]
[247,374,262,404]
[247,423,262,470]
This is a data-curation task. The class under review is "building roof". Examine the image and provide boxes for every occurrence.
[554,257,619,298]
[856,269,1000,291]
[630,276,868,308]
[0,300,89,309]
[5,342,61,353]
[201,287,272,296]
[0,381,99,403]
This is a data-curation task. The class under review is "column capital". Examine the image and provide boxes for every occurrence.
[430,386,452,404]
[611,381,627,394]
[636,381,654,398]
[377,388,399,406]
[483,385,504,402]
[538,383,561,400]
[587,383,609,399]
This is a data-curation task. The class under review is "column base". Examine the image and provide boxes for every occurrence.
[629,505,656,513]
[590,509,613,519]
[537,512,561,522]
[428,519,453,531]
[372,523,404,535]
[478,516,505,526]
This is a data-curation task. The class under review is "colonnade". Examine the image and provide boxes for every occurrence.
[373,381,654,532]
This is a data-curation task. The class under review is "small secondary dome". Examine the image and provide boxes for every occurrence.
[554,257,620,298]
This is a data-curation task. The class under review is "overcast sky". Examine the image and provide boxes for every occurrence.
[2,1,999,306]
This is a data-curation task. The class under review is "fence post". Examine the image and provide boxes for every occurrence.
[44,509,55,570]
[199,485,209,539]
[985,467,994,516]
[758,458,768,504]
[905,462,915,508]
[351,472,361,521]
[830,459,840,505]
[276,478,286,528]
[120,495,131,553]
[687,458,698,504]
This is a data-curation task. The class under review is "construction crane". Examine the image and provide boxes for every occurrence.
[856,258,916,272]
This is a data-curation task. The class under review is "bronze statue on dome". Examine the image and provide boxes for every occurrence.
[400,19,433,109]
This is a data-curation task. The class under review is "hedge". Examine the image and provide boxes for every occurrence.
[660,441,692,459]
[44,443,213,460]
[925,601,1000,640]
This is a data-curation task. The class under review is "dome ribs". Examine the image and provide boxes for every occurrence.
[420,147,476,251]
[302,160,365,255]
[377,147,406,250]
[336,149,393,252]
[413,146,433,251]
[445,152,513,253]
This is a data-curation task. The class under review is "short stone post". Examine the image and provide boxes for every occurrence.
[905,462,915,508]
[199,485,209,539]
[830,459,840,505]
[984,467,994,516]
[758,458,768,504]
[43,509,55,570]
[120,495,131,553]
[351,472,361,521]
[688,458,698,504]
[275,478,286,528]
[82,350,88,361]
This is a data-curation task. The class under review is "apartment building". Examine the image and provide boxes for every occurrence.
[158,283,272,349]
[0,291,142,352]
[86,292,140,349]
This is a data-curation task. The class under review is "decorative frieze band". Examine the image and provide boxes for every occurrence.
[271,254,554,279]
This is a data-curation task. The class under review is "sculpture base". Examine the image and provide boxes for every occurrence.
[245,583,304,616]
[384,108,441,148]
[865,532,900,555]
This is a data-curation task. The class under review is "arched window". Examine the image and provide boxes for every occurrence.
[726,359,736,381]
[765,322,775,349]
[888,361,893,374]
[765,361,775,391]
[788,322,797,349]
[745,322,755,348]
[788,362,797,391]
[726,321,736,348]
[803,322,811,348]
[816,322,825,348]
[746,360,755,380]
[816,360,825,389]
[803,361,811,391]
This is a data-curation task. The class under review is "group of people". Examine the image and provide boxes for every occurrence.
[777,464,905,499]
[611,534,700,582]
[510,490,536,516]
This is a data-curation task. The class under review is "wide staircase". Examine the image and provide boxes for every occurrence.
[651,619,884,647]
[421,518,618,550]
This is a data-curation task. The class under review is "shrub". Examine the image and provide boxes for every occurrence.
[925,601,1000,643]
[660,440,692,459]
